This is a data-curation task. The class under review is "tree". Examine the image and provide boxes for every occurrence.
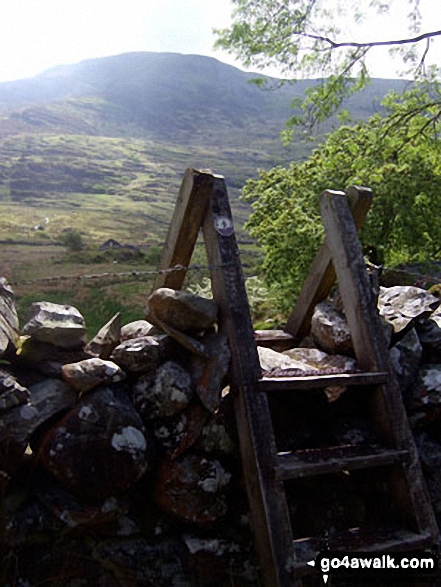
[60,229,84,252]
[215,0,441,130]
[243,93,441,313]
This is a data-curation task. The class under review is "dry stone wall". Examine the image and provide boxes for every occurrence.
[1,276,441,585]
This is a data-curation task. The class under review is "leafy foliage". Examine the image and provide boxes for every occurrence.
[215,0,441,129]
[243,90,441,314]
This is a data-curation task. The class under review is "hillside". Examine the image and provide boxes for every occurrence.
[0,51,410,331]
[0,52,407,245]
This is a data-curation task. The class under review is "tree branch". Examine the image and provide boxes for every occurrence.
[302,28,441,50]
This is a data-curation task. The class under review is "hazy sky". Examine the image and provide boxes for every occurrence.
[0,0,440,83]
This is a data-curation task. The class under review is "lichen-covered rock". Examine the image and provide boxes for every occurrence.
[0,368,30,411]
[0,278,19,356]
[16,335,91,376]
[39,386,154,499]
[190,331,231,413]
[408,364,441,427]
[61,358,126,395]
[85,312,121,359]
[378,286,439,334]
[195,412,237,456]
[120,319,155,341]
[146,288,218,332]
[154,453,231,525]
[21,301,86,349]
[151,401,210,459]
[310,300,353,355]
[389,327,422,398]
[110,335,172,374]
[133,360,193,420]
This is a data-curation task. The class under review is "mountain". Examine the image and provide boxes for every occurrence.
[0,52,407,247]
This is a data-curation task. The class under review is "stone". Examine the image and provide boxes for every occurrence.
[28,378,76,440]
[0,401,38,474]
[190,331,231,413]
[0,368,30,411]
[133,360,193,420]
[146,288,218,332]
[408,364,441,426]
[152,401,210,460]
[154,453,231,525]
[151,315,210,358]
[85,312,121,359]
[283,347,357,373]
[21,301,87,349]
[195,412,237,456]
[378,286,439,334]
[38,481,139,537]
[257,346,312,373]
[389,327,422,398]
[91,537,192,587]
[416,306,441,354]
[15,335,91,376]
[110,335,172,374]
[39,386,154,499]
[311,301,353,355]
[61,358,126,395]
[120,319,155,341]
[0,278,19,356]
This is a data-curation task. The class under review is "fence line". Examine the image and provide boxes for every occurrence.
[8,262,253,287]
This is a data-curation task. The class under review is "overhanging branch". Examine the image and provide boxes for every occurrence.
[302,28,441,49]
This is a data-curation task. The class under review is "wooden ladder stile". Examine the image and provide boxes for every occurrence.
[153,170,438,587]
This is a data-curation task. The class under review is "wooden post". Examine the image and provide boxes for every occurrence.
[284,186,373,342]
[201,175,295,587]
[153,168,214,291]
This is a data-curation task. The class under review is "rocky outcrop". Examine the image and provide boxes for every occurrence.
[0,283,255,587]
[2,277,441,585]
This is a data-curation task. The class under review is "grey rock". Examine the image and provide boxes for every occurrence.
[28,378,76,437]
[0,369,30,411]
[0,278,19,356]
[110,335,171,374]
[85,312,121,359]
[416,305,441,353]
[16,335,91,376]
[133,360,193,420]
[257,346,311,373]
[310,300,353,355]
[120,319,155,341]
[21,301,86,349]
[283,347,357,373]
[61,358,126,395]
[146,288,218,332]
[389,327,422,396]
[378,286,439,334]
[0,401,38,474]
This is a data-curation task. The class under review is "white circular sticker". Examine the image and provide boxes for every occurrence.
[214,216,234,236]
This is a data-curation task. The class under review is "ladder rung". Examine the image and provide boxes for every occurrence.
[275,445,409,480]
[292,528,433,571]
[258,371,389,392]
